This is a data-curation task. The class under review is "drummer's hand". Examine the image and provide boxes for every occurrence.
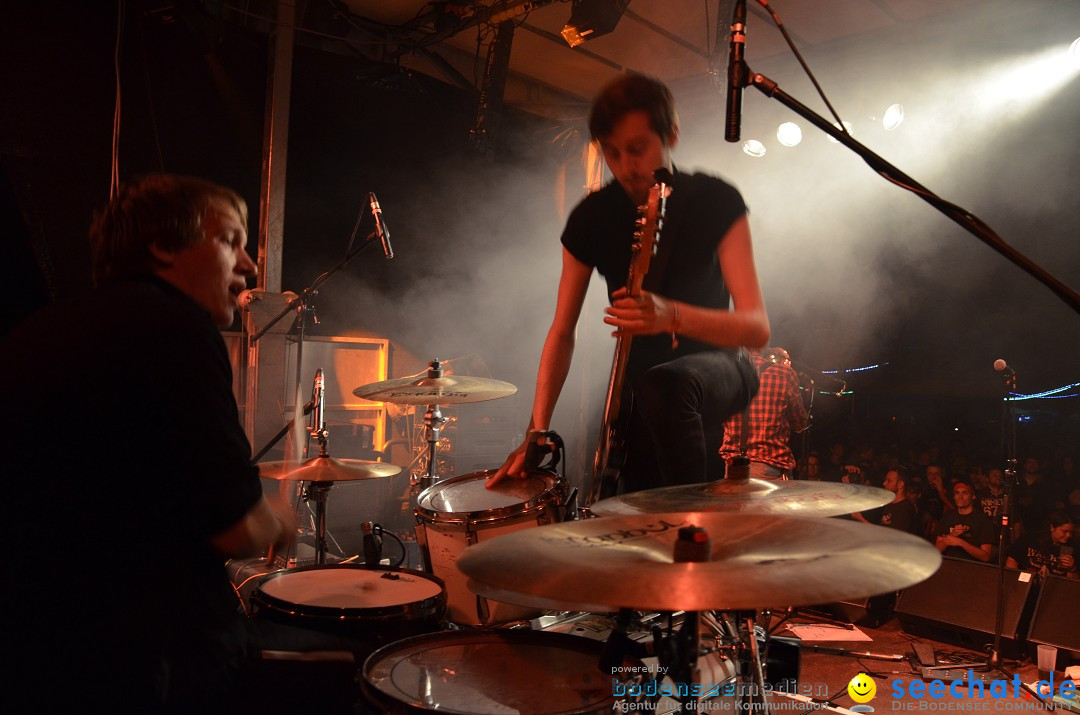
[267,495,298,551]
[487,442,528,488]
[604,288,674,337]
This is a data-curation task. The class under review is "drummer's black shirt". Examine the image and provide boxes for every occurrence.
[3,275,262,709]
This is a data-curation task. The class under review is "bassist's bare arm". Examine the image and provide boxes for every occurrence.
[604,216,770,348]
[488,248,592,486]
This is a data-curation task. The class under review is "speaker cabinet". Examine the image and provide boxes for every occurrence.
[1027,575,1080,660]
[895,557,1036,658]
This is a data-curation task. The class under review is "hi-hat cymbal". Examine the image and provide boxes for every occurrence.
[590,478,893,518]
[352,374,517,405]
[457,512,940,612]
[258,456,402,483]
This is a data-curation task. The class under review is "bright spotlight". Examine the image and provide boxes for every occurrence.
[776,122,802,146]
[882,104,904,130]
[1070,37,1080,69]
[826,120,854,143]
[742,140,767,157]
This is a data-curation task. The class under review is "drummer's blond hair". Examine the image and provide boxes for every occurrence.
[90,174,247,284]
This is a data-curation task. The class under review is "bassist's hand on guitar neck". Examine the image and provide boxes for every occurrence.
[604,288,678,337]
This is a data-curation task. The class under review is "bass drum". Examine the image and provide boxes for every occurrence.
[250,565,446,653]
[415,468,568,625]
[362,629,645,715]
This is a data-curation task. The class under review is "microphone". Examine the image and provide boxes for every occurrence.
[310,368,325,438]
[724,0,747,143]
[993,358,1015,376]
[369,192,394,259]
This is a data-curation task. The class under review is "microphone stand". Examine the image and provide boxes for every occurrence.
[727,69,1079,315]
[249,226,391,451]
[979,367,1052,707]
[989,367,1017,671]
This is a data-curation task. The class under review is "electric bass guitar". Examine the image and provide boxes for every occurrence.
[585,169,673,506]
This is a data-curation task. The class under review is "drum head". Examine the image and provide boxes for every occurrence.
[416,470,554,520]
[364,629,637,715]
[256,565,444,616]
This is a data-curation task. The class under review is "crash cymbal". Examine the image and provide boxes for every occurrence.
[457,512,940,612]
[590,478,893,518]
[352,374,517,405]
[258,456,402,483]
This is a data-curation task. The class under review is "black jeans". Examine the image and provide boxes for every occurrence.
[621,349,758,494]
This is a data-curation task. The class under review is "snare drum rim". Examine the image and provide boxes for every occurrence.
[251,565,447,625]
[414,469,568,525]
[362,628,643,715]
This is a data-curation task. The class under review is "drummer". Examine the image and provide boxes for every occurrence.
[3,175,302,710]
[490,74,768,494]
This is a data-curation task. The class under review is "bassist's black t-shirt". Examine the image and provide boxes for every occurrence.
[560,170,747,380]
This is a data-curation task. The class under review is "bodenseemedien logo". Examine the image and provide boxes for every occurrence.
[848,672,877,713]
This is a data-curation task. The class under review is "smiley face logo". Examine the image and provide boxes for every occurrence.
[848,672,876,704]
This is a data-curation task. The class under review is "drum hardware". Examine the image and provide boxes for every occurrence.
[353,358,518,493]
[259,397,401,564]
[250,565,445,663]
[361,628,648,714]
[414,468,569,626]
[415,400,449,494]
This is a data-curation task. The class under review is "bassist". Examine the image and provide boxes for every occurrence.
[490,75,768,495]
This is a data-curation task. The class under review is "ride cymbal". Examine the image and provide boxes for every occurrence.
[457,512,940,612]
[590,478,893,518]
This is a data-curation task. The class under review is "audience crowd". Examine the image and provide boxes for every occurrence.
[792,434,1078,581]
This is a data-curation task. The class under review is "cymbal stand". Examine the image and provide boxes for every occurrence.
[302,371,336,565]
[413,359,450,495]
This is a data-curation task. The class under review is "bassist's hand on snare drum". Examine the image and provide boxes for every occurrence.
[487,439,530,488]
[604,288,675,337]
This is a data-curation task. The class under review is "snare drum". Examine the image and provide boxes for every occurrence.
[414,469,568,625]
[250,565,446,648]
[362,629,645,714]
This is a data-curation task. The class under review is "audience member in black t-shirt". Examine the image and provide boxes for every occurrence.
[935,480,995,562]
[1007,510,1078,580]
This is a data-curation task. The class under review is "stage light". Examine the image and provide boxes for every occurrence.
[561,0,630,48]
[1070,37,1080,69]
[826,121,854,143]
[882,104,904,131]
[742,140,767,157]
[776,122,802,147]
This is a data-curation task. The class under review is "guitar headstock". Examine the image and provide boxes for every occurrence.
[626,171,673,296]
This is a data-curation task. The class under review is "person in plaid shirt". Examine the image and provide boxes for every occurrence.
[719,347,809,479]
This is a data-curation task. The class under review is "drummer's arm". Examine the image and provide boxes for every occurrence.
[489,249,591,486]
[211,495,296,558]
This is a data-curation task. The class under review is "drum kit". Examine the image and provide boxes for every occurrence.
[247,359,942,714]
